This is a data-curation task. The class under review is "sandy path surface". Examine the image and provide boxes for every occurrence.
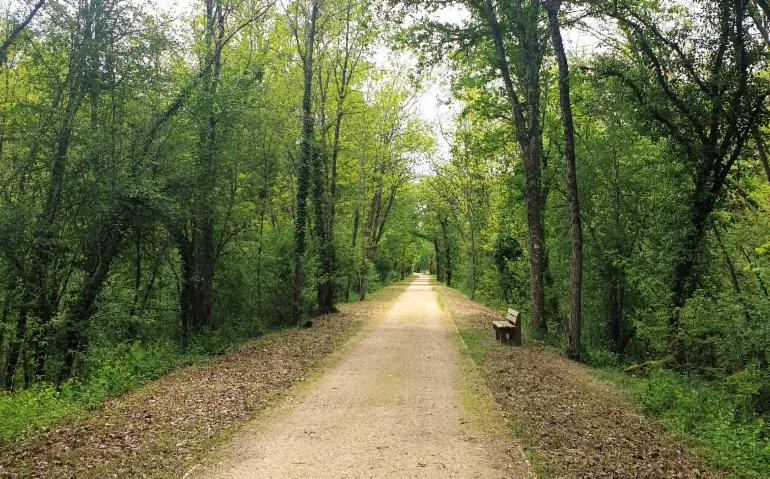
[194,275,531,478]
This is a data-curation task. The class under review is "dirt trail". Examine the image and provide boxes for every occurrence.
[194,275,532,478]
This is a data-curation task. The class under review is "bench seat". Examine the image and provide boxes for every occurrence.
[492,309,521,345]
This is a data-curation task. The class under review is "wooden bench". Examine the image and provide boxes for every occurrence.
[492,309,521,345]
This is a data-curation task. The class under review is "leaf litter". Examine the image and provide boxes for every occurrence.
[0,287,400,479]
[437,285,728,479]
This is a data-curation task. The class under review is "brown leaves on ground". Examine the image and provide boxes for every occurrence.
[0,289,398,479]
[437,285,727,479]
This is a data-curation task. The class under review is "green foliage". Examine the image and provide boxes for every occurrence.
[600,369,770,478]
[584,348,620,369]
[0,342,184,443]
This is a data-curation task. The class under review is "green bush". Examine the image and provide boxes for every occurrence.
[0,386,79,443]
[0,342,188,443]
[585,348,619,368]
[606,369,770,478]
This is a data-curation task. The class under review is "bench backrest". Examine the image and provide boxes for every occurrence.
[506,308,519,326]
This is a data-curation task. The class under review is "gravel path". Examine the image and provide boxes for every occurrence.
[195,275,532,478]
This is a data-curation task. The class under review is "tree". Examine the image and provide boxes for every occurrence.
[544,0,583,359]
[595,0,769,359]
[289,0,322,323]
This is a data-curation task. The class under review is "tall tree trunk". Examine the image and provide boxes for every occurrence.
[345,207,359,303]
[58,206,131,382]
[433,237,443,282]
[256,150,269,322]
[546,0,583,360]
[317,0,356,314]
[4,303,26,391]
[29,74,86,381]
[440,217,452,287]
[187,0,225,332]
[752,127,770,183]
[469,223,477,300]
[293,0,320,322]
[313,148,332,312]
[607,267,625,354]
[669,192,713,359]
[0,0,45,65]
[481,0,546,333]
[712,224,752,322]
[177,233,193,347]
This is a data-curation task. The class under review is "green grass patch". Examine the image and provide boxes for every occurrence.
[596,368,770,478]
[0,341,198,443]
[457,327,496,364]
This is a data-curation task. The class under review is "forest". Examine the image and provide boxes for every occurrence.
[0,0,769,476]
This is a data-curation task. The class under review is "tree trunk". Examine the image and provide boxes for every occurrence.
[177,234,193,346]
[313,147,333,312]
[752,127,770,184]
[712,224,752,321]
[669,193,713,359]
[345,207,360,303]
[433,237,443,282]
[469,224,477,300]
[58,203,132,382]
[0,0,45,65]
[607,269,624,354]
[481,0,546,333]
[293,0,320,323]
[4,304,27,391]
[187,0,225,332]
[547,0,583,360]
[440,218,452,287]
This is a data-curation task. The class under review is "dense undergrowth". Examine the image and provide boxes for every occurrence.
[596,368,770,478]
[0,341,187,443]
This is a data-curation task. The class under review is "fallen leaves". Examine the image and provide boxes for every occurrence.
[437,285,728,479]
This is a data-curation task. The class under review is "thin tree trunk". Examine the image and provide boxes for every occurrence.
[669,194,713,359]
[4,303,26,391]
[58,204,132,382]
[712,225,752,322]
[433,237,442,282]
[440,218,452,287]
[345,207,359,303]
[547,0,583,360]
[0,0,45,65]
[752,127,770,183]
[469,223,477,300]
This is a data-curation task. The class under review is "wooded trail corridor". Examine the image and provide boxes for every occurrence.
[2,0,769,476]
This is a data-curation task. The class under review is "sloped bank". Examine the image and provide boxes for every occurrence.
[0,285,405,479]
[436,284,727,479]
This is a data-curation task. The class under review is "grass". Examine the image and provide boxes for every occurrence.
[0,341,198,443]
[595,368,770,478]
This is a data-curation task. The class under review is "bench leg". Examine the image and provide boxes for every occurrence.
[495,328,500,340]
